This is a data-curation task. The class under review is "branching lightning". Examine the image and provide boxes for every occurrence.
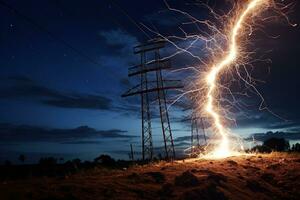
[204,0,270,159]
[142,0,296,159]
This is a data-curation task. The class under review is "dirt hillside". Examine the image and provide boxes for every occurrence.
[1,153,299,200]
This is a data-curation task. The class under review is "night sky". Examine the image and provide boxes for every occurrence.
[0,0,300,163]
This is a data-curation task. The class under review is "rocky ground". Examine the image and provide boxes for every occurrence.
[0,153,300,200]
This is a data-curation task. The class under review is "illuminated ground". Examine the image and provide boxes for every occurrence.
[0,153,299,200]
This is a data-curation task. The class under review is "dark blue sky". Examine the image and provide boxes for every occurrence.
[0,0,300,163]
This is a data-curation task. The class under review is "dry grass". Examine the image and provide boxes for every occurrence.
[1,153,300,200]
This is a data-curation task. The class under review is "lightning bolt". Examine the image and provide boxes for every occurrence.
[204,0,269,159]
[141,0,295,159]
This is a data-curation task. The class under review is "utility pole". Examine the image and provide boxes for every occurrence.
[130,144,134,161]
[122,39,183,160]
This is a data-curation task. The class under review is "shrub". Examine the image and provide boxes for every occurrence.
[94,154,115,166]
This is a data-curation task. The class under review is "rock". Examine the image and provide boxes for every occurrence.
[102,188,116,199]
[227,160,238,166]
[127,172,139,180]
[237,175,244,180]
[197,169,227,184]
[279,158,286,163]
[276,180,286,188]
[243,165,260,171]
[206,172,227,184]
[261,173,274,183]
[144,172,165,183]
[267,163,281,170]
[128,172,160,184]
[246,180,266,192]
[182,183,227,200]
[174,171,199,187]
[158,183,174,198]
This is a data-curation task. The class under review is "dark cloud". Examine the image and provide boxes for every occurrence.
[119,78,132,88]
[42,94,111,110]
[246,131,300,142]
[0,123,135,142]
[287,127,300,132]
[113,104,140,116]
[174,136,191,142]
[235,113,276,129]
[110,150,142,155]
[0,77,61,99]
[175,141,190,147]
[264,121,300,130]
[99,29,138,48]
[235,109,300,131]
[60,141,103,145]
[0,76,112,110]
[144,11,181,27]
[174,135,208,142]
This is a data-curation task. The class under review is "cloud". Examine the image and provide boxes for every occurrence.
[0,76,143,117]
[174,135,208,142]
[264,121,300,130]
[98,29,138,54]
[144,11,181,27]
[60,141,103,145]
[175,141,190,147]
[235,108,300,131]
[246,131,300,142]
[0,76,112,110]
[110,150,142,155]
[0,77,61,99]
[0,123,135,142]
[42,94,111,110]
[174,136,191,142]
[97,29,139,76]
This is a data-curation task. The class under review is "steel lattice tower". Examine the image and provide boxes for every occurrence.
[191,116,200,156]
[122,39,182,160]
[154,50,176,160]
[140,50,153,160]
[190,116,207,157]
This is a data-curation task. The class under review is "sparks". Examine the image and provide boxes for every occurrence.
[142,0,295,159]
[203,0,269,159]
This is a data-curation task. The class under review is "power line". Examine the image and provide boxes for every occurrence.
[108,0,152,40]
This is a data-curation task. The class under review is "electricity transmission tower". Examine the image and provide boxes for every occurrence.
[122,39,182,160]
[190,116,207,157]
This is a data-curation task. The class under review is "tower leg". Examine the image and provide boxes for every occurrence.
[155,50,175,160]
[140,52,153,160]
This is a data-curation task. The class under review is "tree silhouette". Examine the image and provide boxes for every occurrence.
[263,138,290,152]
[4,160,12,166]
[94,154,115,166]
[39,157,57,166]
[18,154,26,164]
[251,145,271,153]
[59,157,64,164]
[291,143,300,152]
